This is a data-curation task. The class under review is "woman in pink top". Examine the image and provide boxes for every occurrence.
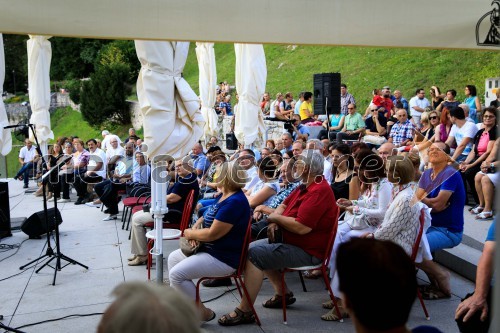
[434,108,453,144]
[460,107,497,208]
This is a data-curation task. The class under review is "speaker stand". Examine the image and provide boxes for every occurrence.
[33,181,88,285]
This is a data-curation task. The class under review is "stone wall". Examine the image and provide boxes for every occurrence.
[5,103,30,126]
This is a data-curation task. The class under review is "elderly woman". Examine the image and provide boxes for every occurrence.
[474,137,500,220]
[167,160,251,322]
[50,142,78,203]
[322,150,392,321]
[246,157,280,208]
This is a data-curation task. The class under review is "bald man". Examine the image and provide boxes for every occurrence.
[191,143,210,178]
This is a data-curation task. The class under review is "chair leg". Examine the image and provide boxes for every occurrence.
[121,207,129,229]
[322,269,343,322]
[125,209,132,231]
[417,289,430,320]
[298,271,307,292]
[233,277,243,298]
[237,276,261,326]
[128,228,132,240]
[281,271,287,324]
[147,239,153,280]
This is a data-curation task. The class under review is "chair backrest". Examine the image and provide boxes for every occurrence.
[410,207,426,262]
[179,190,195,235]
[236,217,253,276]
[323,208,341,268]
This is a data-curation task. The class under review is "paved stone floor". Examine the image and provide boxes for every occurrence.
[0,179,477,332]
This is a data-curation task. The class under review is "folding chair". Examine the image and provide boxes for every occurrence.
[279,209,342,324]
[146,190,195,280]
[412,208,430,320]
[121,192,151,230]
[196,218,261,326]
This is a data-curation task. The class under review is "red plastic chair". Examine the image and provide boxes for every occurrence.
[412,208,430,320]
[195,218,261,326]
[146,190,195,280]
[121,192,151,230]
[279,209,341,324]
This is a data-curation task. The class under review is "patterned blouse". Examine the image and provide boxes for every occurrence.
[269,181,301,209]
[352,178,392,227]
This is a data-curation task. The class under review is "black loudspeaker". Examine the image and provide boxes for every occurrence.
[21,208,62,238]
[313,73,341,115]
[226,133,238,150]
[0,181,11,238]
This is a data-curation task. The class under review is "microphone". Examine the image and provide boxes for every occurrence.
[3,123,33,129]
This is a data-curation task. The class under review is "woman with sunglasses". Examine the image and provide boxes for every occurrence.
[460,107,497,215]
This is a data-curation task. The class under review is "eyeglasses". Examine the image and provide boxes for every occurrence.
[429,116,438,120]
[483,115,495,119]
[331,154,343,159]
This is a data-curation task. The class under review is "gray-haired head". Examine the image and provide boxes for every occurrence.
[282,132,292,139]
[102,130,110,136]
[306,139,323,151]
[298,149,325,176]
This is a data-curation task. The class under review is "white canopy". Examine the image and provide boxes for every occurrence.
[234,44,267,147]
[135,41,204,159]
[195,42,218,138]
[27,35,54,154]
[0,0,498,50]
[0,34,12,156]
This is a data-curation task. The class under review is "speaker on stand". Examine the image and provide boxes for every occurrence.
[0,181,11,239]
[313,73,341,115]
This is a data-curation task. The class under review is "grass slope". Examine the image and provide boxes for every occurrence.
[182,43,500,108]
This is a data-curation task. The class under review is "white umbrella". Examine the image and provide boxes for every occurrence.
[135,40,204,283]
[27,35,54,155]
[234,43,267,147]
[0,34,12,156]
[135,40,204,159]
[195,42,218,138]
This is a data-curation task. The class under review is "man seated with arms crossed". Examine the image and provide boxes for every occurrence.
[105,135,125,177]
[74,139,107,205]
[14,139,39,189]
[217,150,338,326]
[128,156,199,266]
[388,109,414,148]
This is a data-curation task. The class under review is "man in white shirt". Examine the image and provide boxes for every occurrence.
[106,135,125,177]
[445,106,479,163]
[101,130,122,151]
[74,139,108,205]
[409,88,431,130]
[15,139,38,188]
[306,139,332,183]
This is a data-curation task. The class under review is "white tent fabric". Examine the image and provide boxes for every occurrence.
[195,42,218,138]
[135,41,204,159]
[234,44,267,147]
[27,35,54,155]
[0,34,12,156]
[0,0,498,50]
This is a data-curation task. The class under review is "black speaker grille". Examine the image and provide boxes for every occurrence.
[313,73,341,115]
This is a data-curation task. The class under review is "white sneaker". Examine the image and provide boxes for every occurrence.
[59,198,70,203]
[48,197,56,202]
[85,202,102,208]
[102,215,118,221]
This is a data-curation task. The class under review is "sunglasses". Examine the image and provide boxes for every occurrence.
[429,116,438,120]
[483,115,495,119]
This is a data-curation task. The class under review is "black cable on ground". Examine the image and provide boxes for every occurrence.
[0,240,28,262]
[201,287,238,303]
[14,313,104,331]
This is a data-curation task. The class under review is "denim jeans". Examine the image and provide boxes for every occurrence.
[426,226,463,252]
[16,162,35,186]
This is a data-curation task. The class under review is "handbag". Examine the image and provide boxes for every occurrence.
[179,223,203,256]
[362,135,387,145]
[344,210,369,230]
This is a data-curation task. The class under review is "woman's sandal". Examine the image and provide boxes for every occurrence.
[218,307,255,326]
[262,292,296,308]
[476,211,494,220]
[470,206,484,214]
[303,269,322,279]
[421,288,451,300]
[322,299,334,309]
[321,306,349,321]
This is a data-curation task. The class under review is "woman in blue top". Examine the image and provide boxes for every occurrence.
[317,110,345,140]
[168,160,251,322]
[464,85,481,123]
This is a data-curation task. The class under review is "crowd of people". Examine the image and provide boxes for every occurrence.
[13,82,500,333]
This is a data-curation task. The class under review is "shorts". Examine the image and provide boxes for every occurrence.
[426,226,462,253]
[247,239,322,271]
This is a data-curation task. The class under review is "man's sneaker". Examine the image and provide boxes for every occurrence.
[74,198,84,205]
[85,201,102,208]
[23,184,29,189]
[48,197,56,202]
[104,209,110,214]
[102,214,118,221]
[59,198,70,203]
[201,278,233,287]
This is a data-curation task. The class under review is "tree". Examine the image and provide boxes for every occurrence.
[80,63,132,127]
[3,34,28,94]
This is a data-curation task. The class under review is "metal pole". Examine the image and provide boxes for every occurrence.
[12,70,16,95]
[491,135,500,333]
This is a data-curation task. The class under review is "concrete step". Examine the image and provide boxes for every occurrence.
[434,243,482,282]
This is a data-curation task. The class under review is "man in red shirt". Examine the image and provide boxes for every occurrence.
[218,150,339,326]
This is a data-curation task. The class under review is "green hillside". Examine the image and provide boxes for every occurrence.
[182,43,500,108]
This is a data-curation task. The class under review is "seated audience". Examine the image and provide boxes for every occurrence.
[434,107,453,143]
[217,151,338,326]
[455,220,495,333]
[73,139,107,205]
[336,238,443,333]
[105,135,125,177]
[377,142,396,164]
[299,91,314,124]
[409,88,431,129]
[415,142,465,300]
[291,140,305,157]
[323,151,391,321]
[265,139,275,150]
[362,106,387,146]
[128,157,199,266]
[306,139,332,183]
[334,103,365,144]
[473,138,499,220]
[418,111,435,142]
[191,143,210,178]
[329,144,357,202]
[317,109,345,140]
[436,89,460,112]
[460,108,497,207]
[97,282,200,333]
[14,139,39,188]
[101,130,122,151]
[388,109,414,147]
[50,142,75,202]
[290,114,310,141]
[445,107,479,163]
[167,160,250,322]
[246,157,280,209]
[199,146,226,198]
[219,95,233,116]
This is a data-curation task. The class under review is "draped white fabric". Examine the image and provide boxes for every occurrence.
[135,41,204,159]
[195,42,218,138]
[27,35,53,154]
[0,34,12,156]
[234,44,267,147]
